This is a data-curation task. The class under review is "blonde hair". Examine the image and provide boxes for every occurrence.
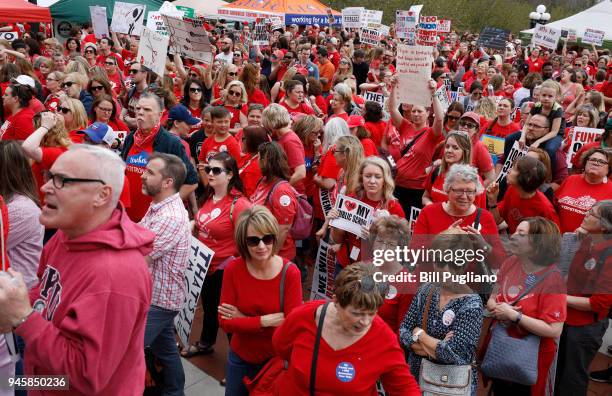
[539,79,562,101]
[224,80,248,104]
[64,72,88,90]
[336,135,364,194]
[293,115,323,143]
[66,57,90,75]
[62,97,88,130]
[262,103,291,131]
[34,114,70,148]
[234,205,281,261]
[474,97,497,120]
[355,157,395,205]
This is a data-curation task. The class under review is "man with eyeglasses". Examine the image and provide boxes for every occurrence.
[122,93,198,222]
[215,37,234,65]
[0,144,155,395]
[122,62,150,131]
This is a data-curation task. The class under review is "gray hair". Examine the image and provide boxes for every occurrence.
[68,144,125,205]
[333,82,352,106]
[322,117,350,151]
[139,92,164,113]
[443,164,484,194]
[262,103,291,131]
[595,200,612,234]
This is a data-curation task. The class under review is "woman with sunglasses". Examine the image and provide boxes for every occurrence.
[213,80,249,133]
[442,102,465,134]
[179,78,208,134]
[219,205,303,395]
[57,97,88,143]
[62,72,93,115]
[87,76,114,100]
[250,142,298,261]
[90,94,128,133]
[82,43,97,68]
[272,262,420,394]
[212,63,239,103]
[183,152,252,358]
[173,55,213,102]
[239,126,268,198]
[103,56,124,96]
[43,71,64,112]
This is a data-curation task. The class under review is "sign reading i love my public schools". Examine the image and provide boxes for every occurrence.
[330,195,374,236]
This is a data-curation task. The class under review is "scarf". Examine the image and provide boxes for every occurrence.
[133,122,161,152]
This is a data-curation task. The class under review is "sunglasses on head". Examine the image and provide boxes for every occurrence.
[190,87,202,93]
[90,85,104,91]
[203,165,226,175]
[57,106,71,114]
[61,81,74,88]
[246,234,275,247]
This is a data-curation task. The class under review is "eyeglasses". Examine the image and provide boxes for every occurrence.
[527,122,547,129]
[105,61,116,66]
[189,73,199,78]
[61,81,74,88]
[57,106,71,114]
[90,85,105,91]
[586,158,609,166]
[228,90,241,97]
[246,234,276,247]
[97,107,113,113]
[233,53,241,57]
[129,69,140,74]
[189,87,202,93]
[458,120,478,129]
[471,91,482,96]
[228,72,238,76]
[43,170,106,189]
[203,166,227,175]
[374,239,397,249]
[449,188,477,197]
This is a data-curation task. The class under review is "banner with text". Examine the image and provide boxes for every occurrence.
[163,14,213,64]
[310,239,336,301]
[395,44,434,107]
[481,134,505,165]
[362,10,383,25]
[330,195,374,236]
[253,18,270,46]
[90,6,109,39]
[111,1,146,36]
[532,24,561,50]
[408,207,421,236]
[174,237,214,348]
[417,15,438,47]
[434,85,451,112]
[361,26,383,46]
[342,7,364,29]
[437,19,452,33]
[582,28,605,46]
[566,127,604,168]
[363,91,386,108]
[495,141,529,183]
[137,27,169,77]
[477,27,510,50]
[395,5,421,41]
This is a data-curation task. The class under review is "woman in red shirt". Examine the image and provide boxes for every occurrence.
[239,126,267,198]
[43,71,64,112]
[423,131,486,208]
[347,115,378,157]
[272,263,421,395]
[219,206,303,395]
[328,156,404,270]
[293,115,324,200]
[90,94,129,134]
[327,83,351,122]
[486,217,566,396]
[483,98,522,138]
[180,78,208,134]
[103,56,124,96]
[555,200,612,395]
[183,152,252,358]
[240,63,270,108]
[250,142,298,261]
[555,148,612,233]
[279,79,315,117]
[212,80,248,134]
[57,97,88,144]
[363,101,388,148]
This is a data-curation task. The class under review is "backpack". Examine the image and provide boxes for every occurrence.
[266,180,313,240]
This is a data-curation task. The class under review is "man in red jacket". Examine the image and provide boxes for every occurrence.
[0,145,154,396]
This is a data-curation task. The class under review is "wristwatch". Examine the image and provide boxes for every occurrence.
[412,329,424,342]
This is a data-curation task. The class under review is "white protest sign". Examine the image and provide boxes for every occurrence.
[408,207,421,236]
[438,19,451,33]
[365,23,389,37]
[434,85,451,112]
[90,6,109,39]
[342,7,364,29]
[395,44,434,107]
[310,239,335,301]
[147,12,168,35]
[417,15,438,47]
[495,141,529,183]
[362,10,383,25]
[159,0,184,17]
[174,237,214,348]
[395,5,422,40]
[567,28,577,42]
[0,32,18,42]
[319,188,334,217]
[360,27,382,46]
[363,91,386,107]
[270,16,284,31]
[566,127,604,168]
[582,28,605,46]
[111,1,146,36]
[531,24,561,50]
[137,27,169,77]
[253,18,270,46]
[330,195,374,236]
[163,14,213,65]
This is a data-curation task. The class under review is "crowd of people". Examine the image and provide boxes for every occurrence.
[0,13,610,396]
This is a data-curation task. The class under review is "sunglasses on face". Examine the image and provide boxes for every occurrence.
[105,61,115,66]
[228,72,238,76]
[129,69,140,74]
[90,85,104,91]
[57,106,71,114]
[190,87,202,93]
[61,81,74,88]
[228,90,241,97]
[233,53,241,57]
[204,166,227,175]
[245,234,276,247]
[459,121,477,129]
[189,73,199,78]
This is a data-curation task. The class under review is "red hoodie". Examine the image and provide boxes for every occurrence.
[15,206,154,396]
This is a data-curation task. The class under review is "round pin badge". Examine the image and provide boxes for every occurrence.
[211,208,221,219]
[336,362,355,383]
[386,285,398,300]
[507,285,521,299]
[584,258,596,271]
[279,194,291,207]
[442,309,455,326]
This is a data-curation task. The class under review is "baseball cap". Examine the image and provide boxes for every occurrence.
[168,104,200,125]
[11,75,36,89]
[84,42,97,52]
[78,122,117,146]
[459,112,480,128]
[347,115,365,129]
[271,49,284,60]
[326,37,338,46]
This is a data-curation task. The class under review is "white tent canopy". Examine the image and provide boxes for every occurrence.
[172,0,228,18]
[522,0,612,41]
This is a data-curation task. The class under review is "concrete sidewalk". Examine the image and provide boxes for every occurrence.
[183,358,225,395]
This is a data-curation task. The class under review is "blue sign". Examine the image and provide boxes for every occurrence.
[285,14,341,26]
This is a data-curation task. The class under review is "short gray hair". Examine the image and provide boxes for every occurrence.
[262,103,291,131]
[322,117,350,151]
[68,144,125,205]
[443,164,484,194]
[139,92,164,113]
[595,200,612,234]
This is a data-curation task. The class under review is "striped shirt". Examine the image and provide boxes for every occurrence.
[139,193,190,311]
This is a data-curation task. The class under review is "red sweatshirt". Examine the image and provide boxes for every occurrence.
[219,257,303,364]
[16,206,154,396]
[272,301,421,395]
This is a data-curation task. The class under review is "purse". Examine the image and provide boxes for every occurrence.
[418,285,474,396]
[480,269,558,386]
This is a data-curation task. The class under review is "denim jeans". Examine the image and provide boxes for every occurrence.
[144,306,185,396]
[225,348,264,396]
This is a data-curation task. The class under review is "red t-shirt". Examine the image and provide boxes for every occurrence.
[248,89,270,107]
[250,179,298,260]
[279,101,315,117]
[484,121,521,138]
[422,168,487,209]
[377,267,418,334]
[314,95,328,115]
[314,149,341,220]
[107,71,123,96]
[328,112,349,122]
[0,195,8,269]
[526,56,544,73]
[219,257,302,364]
[124,140,154,222]
[360,137,378,157]
[596,80,612,112]
[395,119,443,189]
[239,153,262,198]
[197,134,241,164]
[470,139,494,177]
[277,131,306,193]
[364,120,387,148]
[68,129,85,144]
[555,175,612,233]
[0,108,35,140]
[493,256,566,396]
[194,194,251,272]
[31,146,68,203]
[413,202,498,236]
[272,301,421,395]
[498,185,561,234]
